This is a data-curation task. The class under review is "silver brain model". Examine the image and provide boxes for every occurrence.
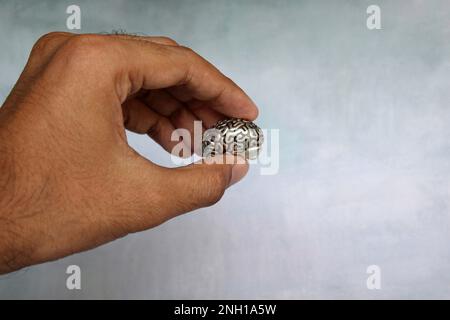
[202,118,264,160]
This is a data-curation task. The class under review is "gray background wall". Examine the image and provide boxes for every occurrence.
[0,0,449,299]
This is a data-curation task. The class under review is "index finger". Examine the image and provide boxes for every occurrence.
[112,36,259,120]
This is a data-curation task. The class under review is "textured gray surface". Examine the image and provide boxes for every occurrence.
[0,0,450,299]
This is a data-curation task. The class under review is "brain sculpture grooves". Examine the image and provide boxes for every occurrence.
[202,118,264,160]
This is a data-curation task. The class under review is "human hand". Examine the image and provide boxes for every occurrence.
[0,32,258,274]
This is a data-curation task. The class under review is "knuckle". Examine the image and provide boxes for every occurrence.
[31,32,67,56]
[63,34,103,52]
[59,34,112,65]
[174,45,213,83]
[34,32,62,47]
[201,169,230,207]
[157,36,178,46]
[177,45,196,57]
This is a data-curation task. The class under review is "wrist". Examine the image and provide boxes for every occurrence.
[0,223,31,274]
[0,128,35,274]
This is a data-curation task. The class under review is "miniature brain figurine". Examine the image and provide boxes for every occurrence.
[202,118,264,160]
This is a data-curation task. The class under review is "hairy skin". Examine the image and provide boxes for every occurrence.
[0,32,257,274]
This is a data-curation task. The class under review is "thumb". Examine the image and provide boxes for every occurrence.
[157,155,249,218]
